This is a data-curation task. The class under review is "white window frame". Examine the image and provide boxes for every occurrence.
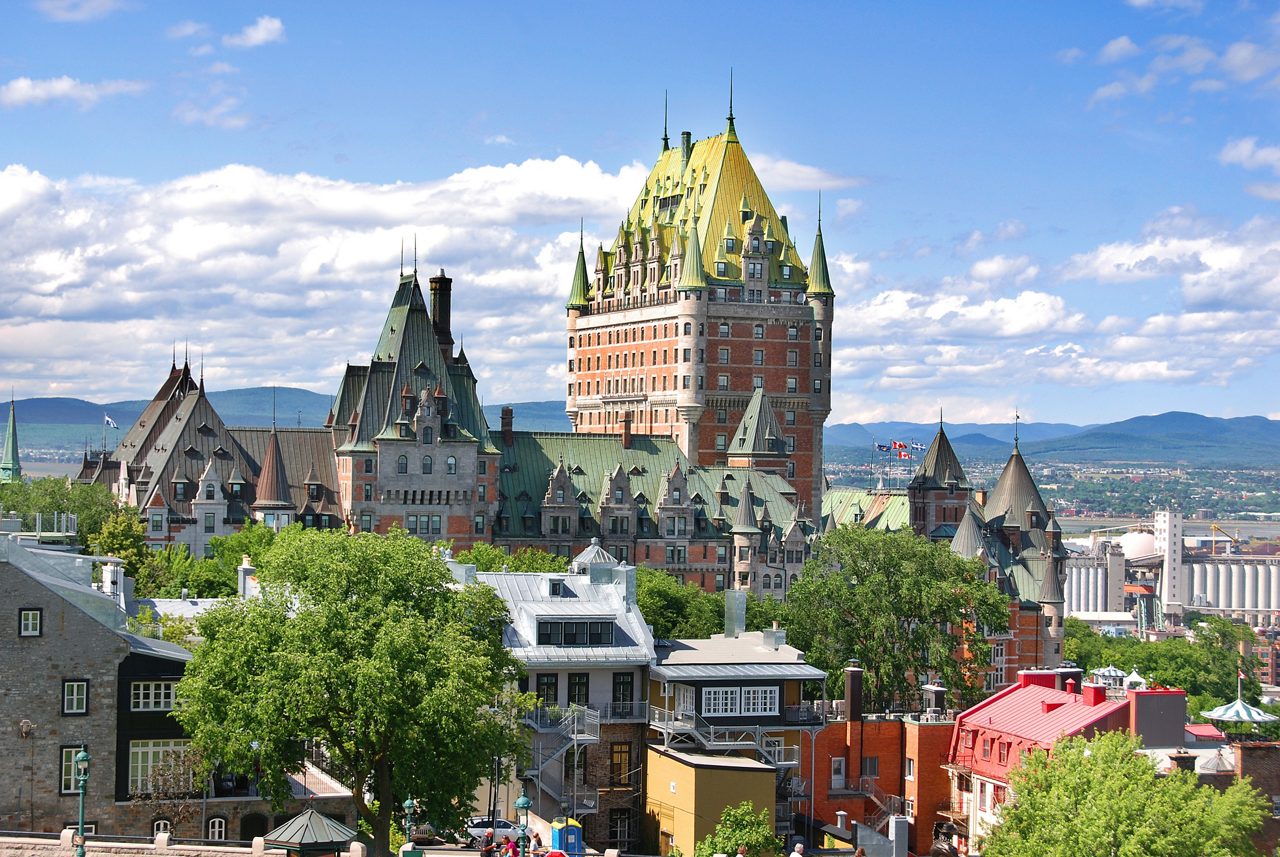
[701,687,740,716]
[131,681,176,712]
[740,686,779,716]
[675,684,695,715]
[128,738,191,794]
[905,756,916,780]
[208,817,227,840]
[19,608,41,636]
[63,680,88,715]
[61,747,82,794]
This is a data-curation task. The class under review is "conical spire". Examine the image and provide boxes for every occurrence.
[661,90,670,152]
[728,387,785,457]
[253,427,291,508]
[984,444,1048,528]
[1,392,21,483]
[807,198,834,296]
[731,479,760,534]
[908,425,969,491]
[725,68,738,144]
[678,222,708,289]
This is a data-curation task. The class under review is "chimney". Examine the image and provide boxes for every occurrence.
[844,661,864,722]
[621,411,633,450]
[1082,682,1107,706]
[1065,678,1078,694]
[237,555,256,599]
[501,407,514,448]
[1167,749,1197,773]
[835,811,847,831]
[974,488,987,506]
[922,683,946,712]
[724,590,746,639]
[680,131,692,169]
[429,269,454,358]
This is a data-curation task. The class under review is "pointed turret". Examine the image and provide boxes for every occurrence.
[731,480,760,534]
[566,230,591,310]
[950,507,985,559]
[983,443,1048,529]
[1,393,21,483]
[728,387,785,458]
[253,428,292,509]
[908,426,969,491]
[807,214,834,297]
[678,223,708,289]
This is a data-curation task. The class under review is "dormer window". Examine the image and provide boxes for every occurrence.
[556,488,565,503]
[308,484,321,502]
[782,265,792,279]
[613,487,624,503]
[231,483,242,499]
[204,483,215,500]
[673,489,681,503]
[765,240,775,253]
[174,482,187,501]
[751,237,760,252]
[725,238,736,253]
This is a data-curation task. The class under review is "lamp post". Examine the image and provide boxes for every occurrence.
[514,789,532,857]
[73,748,91,857]
[403,797,415,849]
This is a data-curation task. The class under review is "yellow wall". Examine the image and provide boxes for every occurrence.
[645,747,776,857]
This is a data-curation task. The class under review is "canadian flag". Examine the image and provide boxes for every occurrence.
[1239,669,1248,680]
[891,440,907,450]
[897,450,913,460]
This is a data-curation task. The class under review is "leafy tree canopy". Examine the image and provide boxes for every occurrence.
[786,526,1009,709]
[984,731,1267,857]
[455,541,568,573]
[0,476,119,546]
[635,566,786,640]
[694,801,781,857]
[88,509,150,575]
[176,528,527,857]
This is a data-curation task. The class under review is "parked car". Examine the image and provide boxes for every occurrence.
[465,816,521,846]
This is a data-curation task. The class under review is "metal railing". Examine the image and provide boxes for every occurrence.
[649,706,757,747]
[860,776,903,833]
[595,701,649,723]
[783,703,825,725]
[523,703,601,741]
[758,741,801,766]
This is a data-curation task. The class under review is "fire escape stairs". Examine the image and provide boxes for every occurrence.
[859,776,903,833]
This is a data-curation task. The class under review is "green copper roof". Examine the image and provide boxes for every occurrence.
[1,395,21,483]
[728,387,785,457]
[908,426,970,491]
[983,444,1048,529]
[807,223,834,296]
[566,234,591,309]
[678,223,708,289]
[822,487,911,532]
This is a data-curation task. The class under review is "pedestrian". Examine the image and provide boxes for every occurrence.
[481,828,497,857]
[792,843,804,857]
[854,849,867,857]
[530,831,545,854]
[737,847,748,857]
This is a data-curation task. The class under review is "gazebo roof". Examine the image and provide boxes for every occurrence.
[1201,697,1280,724]
[263,808,358,851]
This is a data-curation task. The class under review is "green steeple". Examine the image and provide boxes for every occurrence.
[566,227,590,310]
[678,222,708,289]
[1,393,21,483]
[806,208,834,297]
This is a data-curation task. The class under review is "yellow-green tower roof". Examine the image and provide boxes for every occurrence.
[566,228,590,310]
[807,216,834,297]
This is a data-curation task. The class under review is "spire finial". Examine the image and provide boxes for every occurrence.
[580,218,584,247]
[662,90,670,152]
[171,341,176,370]
[728,68,734,122]
[400,237,404,277]
[272,385,277,430]
[413,234,418,275]
[184,338,189,367]
[1014,409,1021,448]
[817,190,822,229]
[940,406,943,430]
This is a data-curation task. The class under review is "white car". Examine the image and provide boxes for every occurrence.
[465,817,521,845]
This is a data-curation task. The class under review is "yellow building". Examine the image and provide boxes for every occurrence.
[645,745,776,857]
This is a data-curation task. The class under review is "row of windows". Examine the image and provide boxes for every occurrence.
[570,320,821,350]
[396,454,456,475]
[698,685,780,717]
[535,620,615,647]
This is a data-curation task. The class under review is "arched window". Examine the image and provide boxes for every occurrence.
[683,322,692,335]
[422,426,433,444]
[790,574,798,585]
[447,456,457,475]
[773,573,783,590]
[397,455,408,474]
[208,818,227,841]
[153,819,171,836]
[763,574,772,590]
[422,456,432,474]
[753,324,764,339]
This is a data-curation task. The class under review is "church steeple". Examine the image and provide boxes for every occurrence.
[1,392,21,483]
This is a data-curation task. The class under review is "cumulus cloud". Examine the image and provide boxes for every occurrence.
[1219,137,1280,174]
[35,0,124,22]
[1220,41,1280,82]
[970,254,1038,284]
[173,96,249,129]
[0,76,146,108]
[166,20,208,39]
[484,134,515,146]
[835,198,863,220]
[751,154,863,191]
[1099,36,1141,64]
[223,15,285,49]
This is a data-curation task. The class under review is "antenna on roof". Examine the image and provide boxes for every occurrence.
[413,234,418,275]
[400,237,404,277]
[728,68,734,122]
[272,386,277,430]
[662,90,670,152]
[1014,409,1021,449]
[297,408,302,428]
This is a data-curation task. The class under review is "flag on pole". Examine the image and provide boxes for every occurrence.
[1239,669,1248,680]
[897,450,913,459]
[891,440,907,450]
[911,441,926,451]
[875,443,891,452]
[104,413,118,429]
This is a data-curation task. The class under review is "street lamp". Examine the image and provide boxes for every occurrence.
[403,797,415,847]
[73,748,90,857]
[514,789,532,857]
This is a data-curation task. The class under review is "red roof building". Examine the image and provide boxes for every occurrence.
[943,668,1187,852]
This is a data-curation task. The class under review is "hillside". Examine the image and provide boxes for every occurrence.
[1022,412,1280,466]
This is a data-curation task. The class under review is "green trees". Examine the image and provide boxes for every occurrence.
[88,509,150,575]
[0,476,118,545]
[635,566,724,638]
[984,731,1267,857]
[176,528,526,857]
[694,801,781,857]
[787,526,1009,709]
[454,541,569,573]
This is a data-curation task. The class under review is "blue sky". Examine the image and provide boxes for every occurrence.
[3,0,1280,425]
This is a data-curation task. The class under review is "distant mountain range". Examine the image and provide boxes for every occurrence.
[7,392,1280,468]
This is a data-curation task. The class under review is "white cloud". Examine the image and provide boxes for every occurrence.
[205,62,238,75]
[1221,41,1280,83]
[1125,0,1203,12]
[1150,35,1215,75]
[831,252,871,291]
[1219,137,1280,174]
[166,20,208,39]
[970,254,1038,284]
[995,219,1027,241]
[1099,36,1141,64]
[1057,47,1085,64]
[751,154,863,191]
[835,198,863,220]
[35,0,124,22]
[1246,183,1280,201]
[173,96,249,129]
[0,75,146,108]
[223,15,285,49]
[484,134,515,146]
[1088,72,1157,106]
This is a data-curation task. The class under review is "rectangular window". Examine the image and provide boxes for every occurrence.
[787,350,798,367]
[787,377,798,393]
[715,434,727,451]
[982,737,992,759]
[999,742,1009,764]
[904,798,915,818]
[608,808,633,846]
[474,514,485,535]
[905,757,916,780]
[149,513,164,533]
[740,686,779,716]
[861,755,879,778]
[19,608,42,637]
[716,261,726,276]
[536,673,558,705]
[753,349,764,366]
[360,513,373,532]
[785,410,796,426]
[782,265,792,279]
[753,376,763,389]
[714,573,725,592]
[478,460,487,475]
[589,621,615,645]
[718,347,729,364]
[813,379,823,393]
[786,436,796,453]
[204,512,215,533]
[701,687,739,716]
[568,673,589,707]
[610,742,633,785]
[128,738,192,794]
[131,681,177,711]
[430,514,442,534]
[406,514,418,534]
[536,622,563,646]
[830,756,846,790]
[364,458,374,473]
[61,746,84,794]
[717,374,729,391]
[62,680,88,716]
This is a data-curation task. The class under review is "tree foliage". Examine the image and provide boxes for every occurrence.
[454,541,568,573]
[1063,616,1261,716]
[984,731,1267,857]
[634,567,785,640]
[176,528,527,857]
[0,476,119,546]
[694,801,781,857]
[786,526,1009,709]
[88,509,150,575]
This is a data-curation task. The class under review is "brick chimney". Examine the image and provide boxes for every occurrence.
[428,268,454,359]
[844,661,864,722]
[501,406,514,448]
[621,411,633,449]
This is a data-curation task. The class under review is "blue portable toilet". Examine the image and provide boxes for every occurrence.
[550,817,582,857]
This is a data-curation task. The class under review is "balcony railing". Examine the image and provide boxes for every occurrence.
[758,742,801,767]
[523,703,601,741]
[783,703,825,725]
[595,701,649,723]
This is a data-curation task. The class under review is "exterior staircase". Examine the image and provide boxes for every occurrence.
[859,776,903,833]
